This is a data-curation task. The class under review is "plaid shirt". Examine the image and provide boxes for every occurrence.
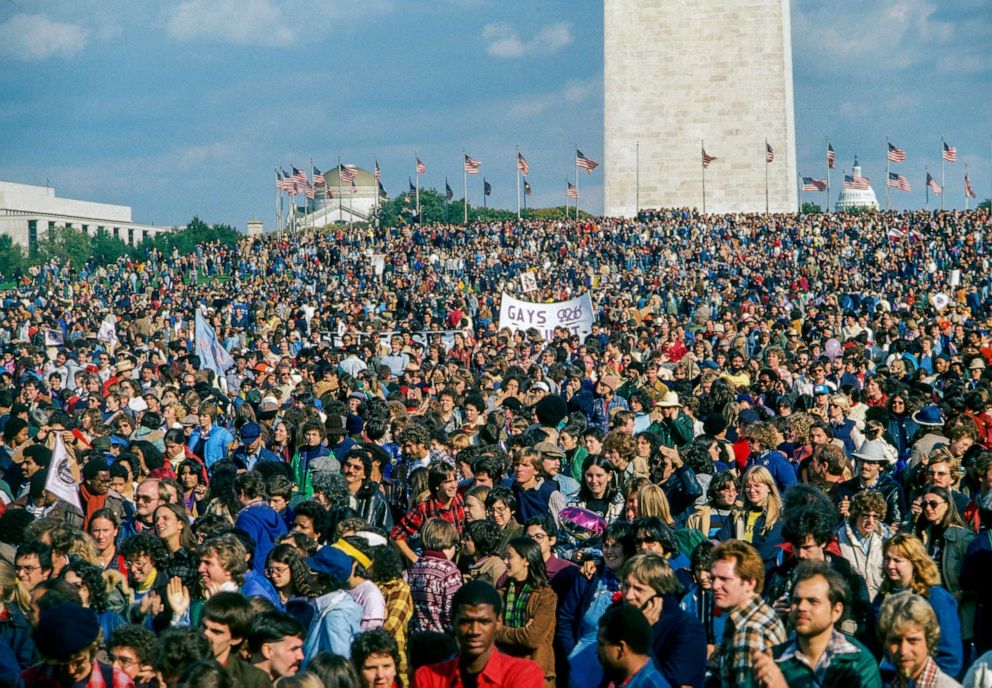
[718,594,787,688]
[893,656,941,688]
[379,578,413,676]
[390,493,465,541]
[775,629,861,686]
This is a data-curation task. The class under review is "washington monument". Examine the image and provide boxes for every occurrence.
[604,0,798,215]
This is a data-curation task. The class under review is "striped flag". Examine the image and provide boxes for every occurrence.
[887,172,911,192]
[801,177,827,192]
[312,166,325,186]
[927,172,942,195]
[374,161,381,181]
[275,170,288,191]
[702,148,717,169]
[844,174,870,190]
[827,144,836,169]
[576,149,598,173]
[887,143,906,163]
[305,184,315,199]
[279,169,294,192]
[524,180,532,196]
[517,152,529,176]
[888,228,905,241]
[340,165,358,183]
[566,182,579,199]
[464,154,481,174]
[293,166,307,186]
[416,157,426,174]
[942,140,957,162]
[766,142,774,163]
[445,179,454,200]
[965,175,976,199]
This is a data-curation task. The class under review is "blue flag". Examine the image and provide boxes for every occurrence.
[195,312,234,378]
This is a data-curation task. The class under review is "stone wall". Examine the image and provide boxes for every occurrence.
[604,0,798,216]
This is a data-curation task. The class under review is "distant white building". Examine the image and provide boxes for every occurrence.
[0,180,175,251]
[295,166,382,227]
[834,159,880,212]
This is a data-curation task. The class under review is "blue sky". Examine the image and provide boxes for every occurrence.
[0,0,989,229]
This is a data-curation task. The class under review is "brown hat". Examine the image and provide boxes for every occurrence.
[115,359,135,374]
[599,375,620,392]
[534,441,565,460]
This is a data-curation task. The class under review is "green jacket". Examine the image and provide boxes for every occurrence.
[774,633,881,688]
[647,412,694,448]
[225,655,273,687]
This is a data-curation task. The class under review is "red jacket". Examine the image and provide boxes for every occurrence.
[413,648,544,688]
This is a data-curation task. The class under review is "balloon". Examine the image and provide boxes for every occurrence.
[825,338,841,360]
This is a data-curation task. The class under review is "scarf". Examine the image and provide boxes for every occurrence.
[503,581,532,629]
[80,484,110,530]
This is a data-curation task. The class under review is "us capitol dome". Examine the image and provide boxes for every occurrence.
[835,157,880,212]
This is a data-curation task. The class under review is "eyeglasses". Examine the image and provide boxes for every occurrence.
[15,564,41,572]
[634,536,658,545]
[858,513,882,521]
[135,494,157,503]
[923,500,946,509]
[528,532,549,542]
[266,566,290,576]
[489,504,509,515]
[110,655,138,667]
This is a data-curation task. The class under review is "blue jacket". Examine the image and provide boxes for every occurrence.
[623,659,671,688]
[243,570,284,610]
[232,444,281,471]
[870,585,961,678]
[0,603,35,671]
[303,590,364,663]
[746,450,797,494]
[651,594,707,688]
[188,424,235,468]
[235,502,287,575]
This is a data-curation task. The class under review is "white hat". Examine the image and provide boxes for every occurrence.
[656,391,682,408]
[851,439,895,464]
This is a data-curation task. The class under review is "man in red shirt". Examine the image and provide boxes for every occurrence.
[413,580,543,687]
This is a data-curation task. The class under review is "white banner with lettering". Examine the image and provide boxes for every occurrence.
[498,292,594,341]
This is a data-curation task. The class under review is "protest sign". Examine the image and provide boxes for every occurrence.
[498,292,593,341]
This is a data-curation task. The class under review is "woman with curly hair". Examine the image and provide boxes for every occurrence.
[836,490,888,601]
[685,471,740,539]
[265,543,319,631]
[62,558,129,642]
[872,533,962,677]
[177,458,209,517]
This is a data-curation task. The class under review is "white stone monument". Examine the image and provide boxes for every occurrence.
[604,0,798,216]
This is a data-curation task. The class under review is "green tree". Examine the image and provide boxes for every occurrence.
[89,228,132,265]
[0,235,26,281]
[801,202,822,213]
[35,225,92,268]
[979,199,991,210]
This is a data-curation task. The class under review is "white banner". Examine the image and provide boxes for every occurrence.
[498,292,594,341]
[46,433,81,510]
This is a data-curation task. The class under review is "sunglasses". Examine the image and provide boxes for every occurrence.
[922,500,945,509]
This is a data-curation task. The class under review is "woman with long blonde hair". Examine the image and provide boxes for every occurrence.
[873,533,962,678]
[715,466,783,568]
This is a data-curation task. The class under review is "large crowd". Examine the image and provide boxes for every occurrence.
[1,206,992,687]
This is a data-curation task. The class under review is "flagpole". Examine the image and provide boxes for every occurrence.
[885,138,891,212]
[516,145,521,221]
[483,178,487,210]
[965,163,969,211]
[574,144,580,219]
[701,139,707,215]
[415,152,421,221]
[925,165,930,209]
[825,138,831,213]
[444,177,449,224]
[798,173,803,211]
[940,138,945,211]
[274,169,280,234]
[463,150,468,225]
[765,139,770,215]
[309,157,315,232]
[635,140,640,216]
[337,156,343,221]
[523,180,528,218]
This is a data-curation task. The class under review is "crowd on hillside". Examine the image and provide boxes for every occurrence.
[0,207,992,687]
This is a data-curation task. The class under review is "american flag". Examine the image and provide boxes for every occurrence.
[887,143,906,163]
[566,182,579,199]
[275,170,292,192]
[377,180,387,198]
[293,166,307,186]
[484,180,492,196]
[326,187,334,199]
[374,161,381,181]
[765,142,774,163]
[517,152,529,176]
[312,166,325,186]
[416,157,426,174]
[702,148,717,169]
[524,180,532,196]
[339,165,358,183]
[942,140,957,163]
[887,172,911,192]
[801,177,827,192]
[844,174,870,190]
[305,184,315,199]
[927,172,942,194]
[827,144,836,169]
[575,149,598,173]
[965,175,976,198]
[445,179,454,200]
[464,154,481,174]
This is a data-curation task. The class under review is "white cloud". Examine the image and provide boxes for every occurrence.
[482,21,573,59]
[506,77,598,120]
[0,14,87,61]
[167,0,295,47]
